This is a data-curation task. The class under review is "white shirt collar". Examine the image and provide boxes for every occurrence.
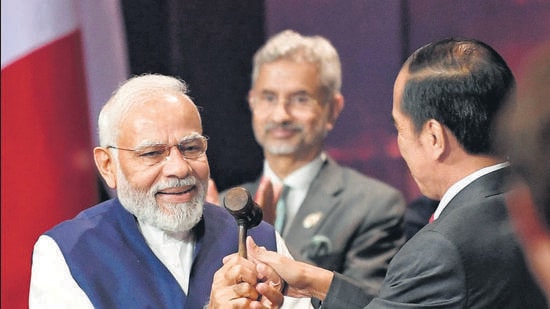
[263,153,326,232]
[138,220,195,293]
[433,162,510,220]
[263,152,326,190]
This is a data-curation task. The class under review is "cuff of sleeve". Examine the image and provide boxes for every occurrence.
[321,272,372,309]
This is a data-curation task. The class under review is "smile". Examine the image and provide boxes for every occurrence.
[157,186,195,195]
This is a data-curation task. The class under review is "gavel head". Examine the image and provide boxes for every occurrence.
[223,187,263,229]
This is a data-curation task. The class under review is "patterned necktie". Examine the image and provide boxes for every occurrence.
[274,185,289,234]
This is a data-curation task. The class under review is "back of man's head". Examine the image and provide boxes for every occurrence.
[400,38,515,155]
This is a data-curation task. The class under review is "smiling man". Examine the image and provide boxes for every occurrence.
[28,74,312,308]
[216,31,406,306]
[242,38,548,309]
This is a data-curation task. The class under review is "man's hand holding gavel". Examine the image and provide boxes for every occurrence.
[208,187,285,308]
[208,250,286,309]
[223,187,263,257]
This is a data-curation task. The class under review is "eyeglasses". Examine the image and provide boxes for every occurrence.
[250,92,320,115]
[107,134,208,166]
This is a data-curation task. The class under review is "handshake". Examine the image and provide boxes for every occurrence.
[205,186,333,308]
[208,236,333,309]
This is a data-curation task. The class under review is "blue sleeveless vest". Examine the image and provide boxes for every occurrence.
[45,198,277,308]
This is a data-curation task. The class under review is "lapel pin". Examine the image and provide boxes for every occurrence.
[303,212,323,229]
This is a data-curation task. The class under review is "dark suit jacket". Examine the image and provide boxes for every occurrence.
[323,167,548,309]
[223,157,406,296]
[404,196,439,240]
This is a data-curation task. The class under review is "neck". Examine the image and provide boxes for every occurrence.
[265,152,321,180]
[438,153,506,197]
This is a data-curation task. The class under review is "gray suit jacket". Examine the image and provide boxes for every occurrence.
[324,167,548,309]
[222,157,406,296]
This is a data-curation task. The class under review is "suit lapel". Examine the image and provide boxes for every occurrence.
[284,159,343,252]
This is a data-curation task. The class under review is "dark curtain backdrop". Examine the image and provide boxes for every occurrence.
[121,0,550,201]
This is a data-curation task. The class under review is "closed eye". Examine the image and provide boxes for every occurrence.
[138,147,166,158]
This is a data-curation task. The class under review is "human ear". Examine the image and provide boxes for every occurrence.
[424,119,446,160]
[326,94,344,131]
[247,90,255,111]
[93,147,117,189]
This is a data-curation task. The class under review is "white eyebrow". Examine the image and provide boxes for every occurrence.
[133,140,164,149]
[179,132,203,143]
[132,132,203,149]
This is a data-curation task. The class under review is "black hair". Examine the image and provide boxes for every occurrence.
[401,38,515,155]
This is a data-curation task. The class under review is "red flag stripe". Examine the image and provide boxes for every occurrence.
[1,30,97,309]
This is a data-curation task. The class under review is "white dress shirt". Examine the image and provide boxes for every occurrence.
[29,219,312,308]
[432,162,510,221]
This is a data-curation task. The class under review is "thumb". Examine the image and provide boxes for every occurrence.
[246,236,287,273]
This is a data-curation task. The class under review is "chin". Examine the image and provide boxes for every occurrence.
[265,143,298,155]
[155,200,204,233]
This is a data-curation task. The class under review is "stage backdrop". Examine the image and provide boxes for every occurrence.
[2,1,549,307]
[121,1,550,202]
[265,0,550,201]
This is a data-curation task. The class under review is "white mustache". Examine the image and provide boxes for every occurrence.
[264,122,303,132]
[153,176,197,192]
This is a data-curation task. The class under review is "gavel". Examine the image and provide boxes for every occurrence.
[223,187,263,258]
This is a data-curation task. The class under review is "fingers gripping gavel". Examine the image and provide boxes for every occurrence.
[223,187,263,258]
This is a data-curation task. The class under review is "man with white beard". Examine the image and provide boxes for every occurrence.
[29,74,311,308]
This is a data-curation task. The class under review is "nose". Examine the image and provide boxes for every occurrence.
[162,146,192,179]
[271,98,292,122]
